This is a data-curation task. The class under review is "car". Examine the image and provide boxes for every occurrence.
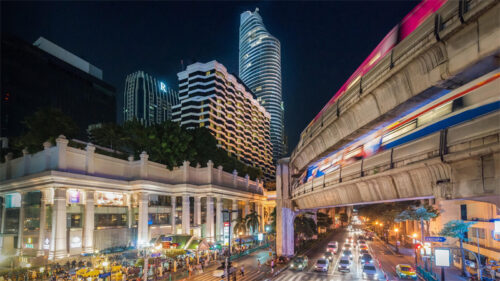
[396,264,417,280]
[360,249,370,255]
[343,243,352,250]
[359,244,369,251]
[362,264,379,280]
[338,257,351,272]
[360,253,373,264]
[346,237,354,243]
[324,252,334,262]
[358,239,367,245]
[314,258,329,272]
[290,256,308,271]
[342,250,353,259]
[327,242,338,254]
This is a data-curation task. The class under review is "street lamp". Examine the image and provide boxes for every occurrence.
[394,228,400,253]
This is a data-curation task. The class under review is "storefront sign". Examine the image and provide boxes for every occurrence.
[68,190,81,204]
[70,236,82,248]
[223,222,230,245]
[43,238,50,250]
[435,248,451,267]
[95,192,124,206]
[25,237,34,249]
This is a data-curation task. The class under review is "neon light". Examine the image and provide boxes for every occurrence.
[160,82,167,93]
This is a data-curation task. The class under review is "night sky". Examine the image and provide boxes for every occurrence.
[1,1,417,153]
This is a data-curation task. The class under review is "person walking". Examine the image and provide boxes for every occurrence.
[240,265,245,276]
[271,259,275,274]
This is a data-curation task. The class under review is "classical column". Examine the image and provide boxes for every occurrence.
[182,195,190,234]
[231,200,238,237]
[127,194,133,228]
[244,202,250,218]
[171,196,177,234]
[215,197,223,241]
[50,188,67,260]
[137,193,149,246]
[17,192,25,254]
[258,203,265,232]
[83,191,94,253]
[206,197,214,241]
[194,196,201,226]
[37,190,48,256]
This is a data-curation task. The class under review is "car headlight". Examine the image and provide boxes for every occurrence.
[298,265,302,268]
[291,264,294,268]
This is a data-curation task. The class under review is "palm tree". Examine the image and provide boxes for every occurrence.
[396,205,439,242]
[233,217,247,236]
[440,220,476,277]
[245,211,260,234]
[270,207,276,233]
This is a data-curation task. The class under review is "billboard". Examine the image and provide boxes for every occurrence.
[95,191,124,206]
[435,248,451,267]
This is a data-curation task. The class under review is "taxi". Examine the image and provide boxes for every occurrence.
[396,264,417,280]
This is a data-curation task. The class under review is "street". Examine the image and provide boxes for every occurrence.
[273,229,418,281]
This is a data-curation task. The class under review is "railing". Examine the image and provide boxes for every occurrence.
[417,266,439,281]
[229,243,270,261]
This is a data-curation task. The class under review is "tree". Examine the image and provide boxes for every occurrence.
[15,108,79,153]
[269,207,276,233]
[340,213,349,226]
[88,122,125,152]
[396,204,440,243]
[294,214,317,240]
[440,220,476,276]
[245,211,260,234]
[316,212,333,229]
[233,217,247,236]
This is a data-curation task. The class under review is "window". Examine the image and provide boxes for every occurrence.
[68,214,82,228]
[95,214,127,227]
[460,204,468,220]
[470,227,486,239]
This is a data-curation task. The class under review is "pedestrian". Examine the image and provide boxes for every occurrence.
[240,265,244,276]
[271,259,274,274]
[257,259,261,272]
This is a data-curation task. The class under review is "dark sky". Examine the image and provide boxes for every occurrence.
[1,1,417,153]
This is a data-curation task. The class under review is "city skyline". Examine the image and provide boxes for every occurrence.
[1,1,417,152]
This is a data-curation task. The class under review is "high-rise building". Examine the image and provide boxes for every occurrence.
[123,71,179,126]
[239,8,284,162]
[1,34,116,138]
[172,61,274,179]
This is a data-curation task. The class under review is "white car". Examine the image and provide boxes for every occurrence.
[314,258,329,272]
[362,264,379,280]
[327,242,338,254]
[338,257,351,272]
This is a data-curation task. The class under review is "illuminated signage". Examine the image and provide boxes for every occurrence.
[6,193,21,208]
[495,220,500,233]
[43,238,50,250]
[258,233,263,241]
[435,248,451,267]
[70,236,82,248]
[223,223,230,245]
[95,192,124,206]
[68,190,81,204]
[160,82,167,93]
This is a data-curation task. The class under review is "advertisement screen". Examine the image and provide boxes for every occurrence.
[95,192,124,206]
[435,248,451,267]
[68,190,81,204]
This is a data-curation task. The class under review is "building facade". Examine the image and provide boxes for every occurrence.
[1,34,116,139]
[172,61,274,179]
[0,136,271,264]
[239,8,284,162]
[123,71,179,126]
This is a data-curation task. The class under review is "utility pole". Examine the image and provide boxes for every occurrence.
[222,209,238,281]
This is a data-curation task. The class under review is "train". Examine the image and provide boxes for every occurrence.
[309,0,447,127]
[299,70,500,184]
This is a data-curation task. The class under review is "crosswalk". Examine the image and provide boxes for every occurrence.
[187,268,270,281]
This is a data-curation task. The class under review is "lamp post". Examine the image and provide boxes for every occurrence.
[394,228,399,253]
[412,233,418,267]
[222,209,238,281]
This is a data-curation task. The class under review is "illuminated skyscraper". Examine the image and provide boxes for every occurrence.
[239,8,284,162]
[123,71,179,126]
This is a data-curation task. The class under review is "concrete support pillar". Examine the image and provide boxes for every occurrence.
[194,196,201,226]
[276,158,295,257]
[171,196,177,234]
[37,190,48,256]
[127,194,133,228]
[50,188,67,260]
[206,197,214,241]
[137,193,149,246]
[17,192,25,254]
[83,191,94,253]
[231,200,238,236]
[0,195,6,251]
[216,197,223,241]
[182,195,190,234]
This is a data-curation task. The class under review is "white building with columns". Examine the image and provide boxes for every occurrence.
[0,135,270,263]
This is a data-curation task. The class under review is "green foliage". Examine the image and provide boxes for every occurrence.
[89,120,262,179]
[294,213,318,239]
[439,220,476,240]
[358,201,413,228]
[233,217,247,235]
[245,211,260,234]
[14,108,79,153]
[396,205,439,223]
[270,207,276,233]
[316,212,333,228]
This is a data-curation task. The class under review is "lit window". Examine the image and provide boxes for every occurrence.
[206,71,211,76]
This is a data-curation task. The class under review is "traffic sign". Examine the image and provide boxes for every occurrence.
[425,236,446,242]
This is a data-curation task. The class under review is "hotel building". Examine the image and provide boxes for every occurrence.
[123,71,179,126]
[172,61,274,179]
